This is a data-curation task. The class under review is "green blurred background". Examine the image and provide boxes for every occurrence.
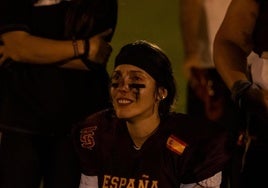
[107,0,186,113]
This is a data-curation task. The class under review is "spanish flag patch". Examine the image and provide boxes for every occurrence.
[166,134,187,155]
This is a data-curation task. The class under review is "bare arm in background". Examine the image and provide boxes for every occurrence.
[0,29,113,70]
[180,0,203,79]
[213,0,259,89]
[214,0,268,131]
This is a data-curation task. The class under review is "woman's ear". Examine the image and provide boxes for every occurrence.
[157,87,168,101]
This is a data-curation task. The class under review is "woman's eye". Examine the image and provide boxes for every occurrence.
[111,74,120,81]
[131,76,142,81]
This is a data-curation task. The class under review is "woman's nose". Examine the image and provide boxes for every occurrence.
[117,79,130,91]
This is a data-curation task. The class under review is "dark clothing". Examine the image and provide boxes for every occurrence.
[239,137,268,188]
[186,68,243,188]
[239,1,268,187]
[73,108,234,188]
[0,0,117,187]
[252,1,268,55]
[0,131,80,188]
[0,65,111,135]
[0,0,117,135]
[240,1,268,186]
[186,68,242,133]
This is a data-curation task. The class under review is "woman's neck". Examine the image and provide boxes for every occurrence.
[127,113,160,149]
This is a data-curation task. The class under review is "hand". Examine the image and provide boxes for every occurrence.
[190,68,225,121]
[183,54,202,80]
[239,85,268,116]
[88,29,113,65]
[236,83,268,136]
[189,68,208,100]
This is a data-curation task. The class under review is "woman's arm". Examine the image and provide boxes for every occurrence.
[180,0,204,79]
[0,29,113,69]
[213,0,259,89]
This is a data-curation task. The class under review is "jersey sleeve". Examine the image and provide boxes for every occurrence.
[72,109,107,176]
[168,114,234,184]
[189,126,233,182]
[180,171,222,188]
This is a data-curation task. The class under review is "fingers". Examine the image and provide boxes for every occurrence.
[88,36,113,65]
[106,43,112,53]
[87,28,114,65]
[99,42,112,64]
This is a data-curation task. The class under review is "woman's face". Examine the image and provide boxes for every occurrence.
[110,64,160,121]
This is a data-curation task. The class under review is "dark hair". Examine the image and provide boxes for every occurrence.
[114,40,177,117]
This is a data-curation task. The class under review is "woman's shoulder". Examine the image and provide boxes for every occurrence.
[163,113,234,183]
[167,112,226,129]
[163,112,230,144]
[83,108,116,122]
[78,108,119,129]
[72,108,118,137]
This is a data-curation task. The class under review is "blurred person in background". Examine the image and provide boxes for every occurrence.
[214,0,268,187]
[0,0,117,187]
[180,0,242,187]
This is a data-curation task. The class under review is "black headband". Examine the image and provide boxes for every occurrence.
[114,41,171,84]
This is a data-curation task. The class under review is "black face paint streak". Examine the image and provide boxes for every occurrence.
[128,84,145,89]
[111,83,119,88]
[129,84,145,100]
[111,83,146,100]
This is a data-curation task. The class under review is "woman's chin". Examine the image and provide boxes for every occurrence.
[115,110,133,119]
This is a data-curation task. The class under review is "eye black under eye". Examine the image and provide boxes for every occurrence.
[129,83,145,89]
[111,83,119,88]
[111,72,121,80]
[110,83,145,89]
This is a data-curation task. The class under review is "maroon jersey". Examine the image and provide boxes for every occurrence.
[73,109,233,188]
